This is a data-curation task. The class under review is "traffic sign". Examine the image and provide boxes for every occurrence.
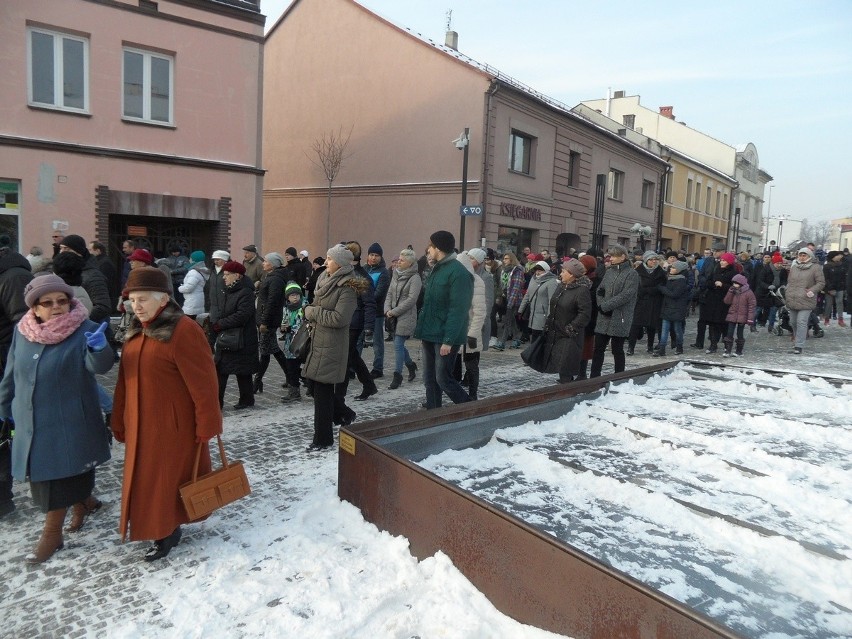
[460,205,482,216]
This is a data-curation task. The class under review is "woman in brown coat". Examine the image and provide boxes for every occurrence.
[302,245,366,452]
[112,267,222,561]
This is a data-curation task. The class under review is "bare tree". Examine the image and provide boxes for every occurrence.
[812,220,832,248]
[307,127,354,249]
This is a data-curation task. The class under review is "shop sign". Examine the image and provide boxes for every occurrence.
[500,202,541,222]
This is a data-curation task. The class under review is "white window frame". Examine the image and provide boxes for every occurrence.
[27,27,89,113]
[122,47,174,125]
[607,169,624,201]
[641,180,655,208]
[509,130,534,175]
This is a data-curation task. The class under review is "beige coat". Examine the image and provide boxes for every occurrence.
[303,265,366,384]
[785,260,825,311]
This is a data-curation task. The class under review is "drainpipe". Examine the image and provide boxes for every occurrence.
[656,151,671,252]
[480,81,500,246]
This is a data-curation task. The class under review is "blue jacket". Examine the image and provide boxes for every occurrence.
[0,316,113,481]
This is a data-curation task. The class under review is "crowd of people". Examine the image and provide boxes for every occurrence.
[0,228,849,566]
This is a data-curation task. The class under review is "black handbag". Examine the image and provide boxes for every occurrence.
[520,332,547,372]
[215,327,243,351]
[290,322,313,361]
[384,315,397,334]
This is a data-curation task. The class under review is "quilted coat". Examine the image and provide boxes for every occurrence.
[594,261,639,338]
[785,259,825,311]
[112,302,222,541]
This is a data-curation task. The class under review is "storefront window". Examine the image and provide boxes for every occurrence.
[497,225,533,259]
[0,181,21,251]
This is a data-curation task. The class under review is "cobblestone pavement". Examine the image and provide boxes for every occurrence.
[0,315,849,638]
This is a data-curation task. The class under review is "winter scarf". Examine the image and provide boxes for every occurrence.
[313,262,355,299]
[17,300,89,345]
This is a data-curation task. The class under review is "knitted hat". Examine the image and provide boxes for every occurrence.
[720,252,736,265]
[127,248,153,264]
[429,230,455,254]
[285,281,303,296]
[242,244,258,254]
[212,250,230,261]
[771,254,784,264]
[299,250,309,258]
[264,252,284,267]
[797,247,814,259]
[24,273,75,308]
[368,242,383,256]
[732,274,748,286]
[190,250,206,264]
[285,247,298,259]
[399,248,417,263]
[607,244,628,258]
[327,244,354,265]
[669,260,688,274]
[124,266,171,295]
[562,258,586,278]
[312,256,325,266]
[222,260,246,275]
[532,260,550,272]
[642,250,659,263]
[485,248,496,260]
[467,247,486,264]
[579,255,597,275]
[59,234,88,257]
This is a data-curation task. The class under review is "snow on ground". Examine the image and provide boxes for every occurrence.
[418,363,852,639]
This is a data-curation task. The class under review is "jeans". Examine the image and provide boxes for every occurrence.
[97,384,113,413]
[788,309,811,348]
[659,319,684,349]
[725,322,746,340]
[421,341,470,409]
[393,334,414,375]
[372,316,384,371]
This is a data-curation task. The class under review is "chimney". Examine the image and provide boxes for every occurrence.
[659,106,674,119]
[613,90,625,98]
[445,30,458,50]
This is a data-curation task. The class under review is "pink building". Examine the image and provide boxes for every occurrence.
[0,0,265,280]
[263,0,666,260]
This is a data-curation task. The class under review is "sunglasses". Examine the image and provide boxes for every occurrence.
[37,298,70,309]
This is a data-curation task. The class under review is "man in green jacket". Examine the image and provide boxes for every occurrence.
[413,230,473,409]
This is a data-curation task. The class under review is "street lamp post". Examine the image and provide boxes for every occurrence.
[764,184,774,249]
[454,128,470,251]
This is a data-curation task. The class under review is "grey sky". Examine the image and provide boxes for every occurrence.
[262,0,852,222]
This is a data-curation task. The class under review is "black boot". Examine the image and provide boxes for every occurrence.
[388,372,403,389]
[252,374,264,394]
[734,339,745,357]
[467,368,479,400]
[354,383,378,401]
[722,337,734,357]
[652,345,666,357]
[144,526,182,562]
[405,361,417,382]
[576,360,588,380]
[281,386,301,403]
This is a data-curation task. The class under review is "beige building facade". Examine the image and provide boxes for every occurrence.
[0,0,264,281]
[263,0,667,260]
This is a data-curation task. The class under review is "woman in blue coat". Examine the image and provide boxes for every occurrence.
[0,274,113,564]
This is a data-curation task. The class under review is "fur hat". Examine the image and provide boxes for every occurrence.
[127,248,153,265]
[367,242,383,257]
[562,258,586,278]
[467,247,486,265]
[607,244,629,258]
[669,260,688,275]
[327,244,354,265]
[579,255,597,275]
[190,250,206,264]
[222,261,246,275]
[285,247,298,259]
[732,274,749,286]
[212,250,230,261]
[429,230,455,254]
[826,250,842,262]
[242,244,258,254]
[124,266,171,295]
[24,273,75,308]
[58,234,88,257]
[720,252,736,265]
[264,252,284,267]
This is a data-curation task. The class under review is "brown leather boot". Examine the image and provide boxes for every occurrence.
[66,495,103,533]
[26,508,67,564]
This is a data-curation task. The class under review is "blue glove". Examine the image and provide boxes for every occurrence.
[85,321,109,352]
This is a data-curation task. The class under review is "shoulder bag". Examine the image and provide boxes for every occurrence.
[215,327,243,351]
[179,435,251,521]
[289,321,313,361]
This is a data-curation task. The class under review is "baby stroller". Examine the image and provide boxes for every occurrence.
[770,285,824,338]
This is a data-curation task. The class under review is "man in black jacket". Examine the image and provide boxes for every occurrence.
[0,238,33,518]
[89,240,118,302]
[58,234,112,323]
